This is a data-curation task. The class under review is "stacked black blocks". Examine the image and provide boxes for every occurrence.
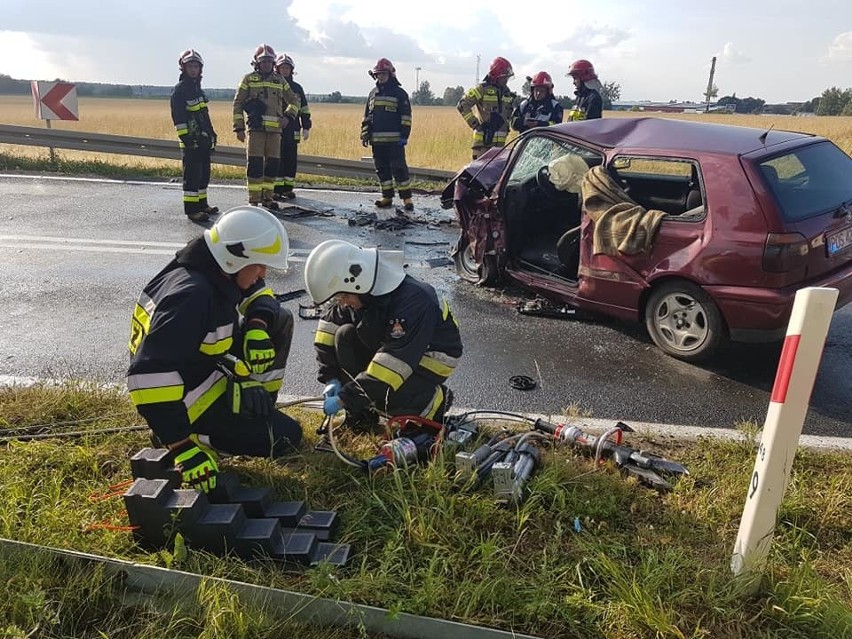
[124,448,350,566]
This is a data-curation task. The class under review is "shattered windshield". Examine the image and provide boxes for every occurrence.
[507,135,602,187]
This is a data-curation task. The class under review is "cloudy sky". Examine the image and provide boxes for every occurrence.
[2,0,851,103]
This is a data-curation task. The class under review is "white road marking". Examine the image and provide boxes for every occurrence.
[0,235,438,266]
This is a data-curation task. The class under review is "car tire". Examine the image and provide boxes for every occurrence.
[644,280,726,362]
[454,238,497,285]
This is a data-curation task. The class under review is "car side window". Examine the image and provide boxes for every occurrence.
[610,156,705,219]
[506,136,601,187]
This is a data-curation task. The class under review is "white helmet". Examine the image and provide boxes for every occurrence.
[304,239,406,304]
[204,206,289,274]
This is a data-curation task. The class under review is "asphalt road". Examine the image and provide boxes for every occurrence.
[0,174,849,436]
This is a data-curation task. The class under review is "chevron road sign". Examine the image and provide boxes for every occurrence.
[31,81,79,121]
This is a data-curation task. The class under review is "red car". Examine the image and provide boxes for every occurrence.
[442,117,852,361]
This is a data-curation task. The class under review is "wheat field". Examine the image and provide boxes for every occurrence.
[2,95,852,173]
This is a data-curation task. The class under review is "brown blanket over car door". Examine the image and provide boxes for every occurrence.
[581,165,667,255]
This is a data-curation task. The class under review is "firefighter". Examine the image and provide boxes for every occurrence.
[127,206,303,493]
[304,239,463,430]
[233,44,301,211]
[360,58,414,211]
[457,56,517,159]
[566,59,603,121]
[511,71,564,132]
[273,53,312,200]
[171,49,218,223]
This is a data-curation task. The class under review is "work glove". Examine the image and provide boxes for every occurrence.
[172,437,219,493]
[235,129,246,143]
[322,379,342,398]
[229,378,273,418]
[301,128,310,141]
[323,394,343,416]
[398,138,408,147]
[243,327,276,374]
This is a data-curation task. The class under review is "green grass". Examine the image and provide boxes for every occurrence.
[0,150,445,192]
[1,383,851,638]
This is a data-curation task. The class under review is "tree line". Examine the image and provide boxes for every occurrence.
[5,72,852,116]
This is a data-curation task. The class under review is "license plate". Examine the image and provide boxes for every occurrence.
[826,225,852,256]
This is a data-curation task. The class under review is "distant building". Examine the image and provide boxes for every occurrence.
[610,101,735,114]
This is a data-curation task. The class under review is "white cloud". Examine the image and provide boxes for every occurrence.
[2,1,852,103]
[825,31,852,61]
[718,42,750,64]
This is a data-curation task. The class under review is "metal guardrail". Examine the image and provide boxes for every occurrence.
[0,124,455,183]
[0,538,542,639]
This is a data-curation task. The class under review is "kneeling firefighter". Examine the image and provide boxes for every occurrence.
[305,240,463,428]
[127,206,303,493]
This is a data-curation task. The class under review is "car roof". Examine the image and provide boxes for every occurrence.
[550,116,817,156]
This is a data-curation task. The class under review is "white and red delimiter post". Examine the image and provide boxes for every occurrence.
[731,287,839,578]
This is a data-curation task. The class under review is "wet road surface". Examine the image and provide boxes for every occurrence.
[0,175,849,436]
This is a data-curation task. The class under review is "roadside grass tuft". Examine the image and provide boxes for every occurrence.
[1,382,851,638]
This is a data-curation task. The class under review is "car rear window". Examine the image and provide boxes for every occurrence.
[758,141,852,222]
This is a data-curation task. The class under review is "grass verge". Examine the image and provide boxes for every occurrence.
[0,150,445,193]
[1,382,851,639]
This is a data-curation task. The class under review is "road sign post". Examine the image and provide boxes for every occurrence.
[731,287,839,583]
[30,81,79,163]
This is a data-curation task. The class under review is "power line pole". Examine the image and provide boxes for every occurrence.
[704,56,717,113]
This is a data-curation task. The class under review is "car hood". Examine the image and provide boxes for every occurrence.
[441,146,512,208]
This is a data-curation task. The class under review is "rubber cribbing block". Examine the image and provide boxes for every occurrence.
[277,531,318,565]
[122,478,176,547]
[281,523,331,542]
[263,501,306,527]
[310,542,352,567]
[129,448,181,487]
[207,472,241,500]
[297,511,339,539]
[163,489,209,532]
[192,504,247,555]
[225,486,274,518]
[234,518,285,560]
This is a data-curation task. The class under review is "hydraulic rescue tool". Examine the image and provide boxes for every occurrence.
[320,413,482,474]
[319,407,689,503]
[532,419,689,491]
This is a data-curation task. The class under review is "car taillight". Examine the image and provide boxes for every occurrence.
[762,232,809,272]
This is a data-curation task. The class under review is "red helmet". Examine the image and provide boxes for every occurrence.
[178,49,203,71]
[530,71,554,89]
[488,57,514,80]
[567,59,597,82]
[253,43,276,64]
[275,53,295,70]
[370,58,396,77]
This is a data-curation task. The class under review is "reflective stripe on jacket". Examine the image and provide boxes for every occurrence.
[233,71,300,132]
[511,97,564,132]
[127,238,259,444]
[314,275,463,415]
[280,79,312,142]
[457,81,516,148]
[170,77,215,148]
[362,79,412,145]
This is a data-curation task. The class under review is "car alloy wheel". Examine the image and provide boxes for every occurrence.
[645,281,725,362]
[454,241,480,283]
